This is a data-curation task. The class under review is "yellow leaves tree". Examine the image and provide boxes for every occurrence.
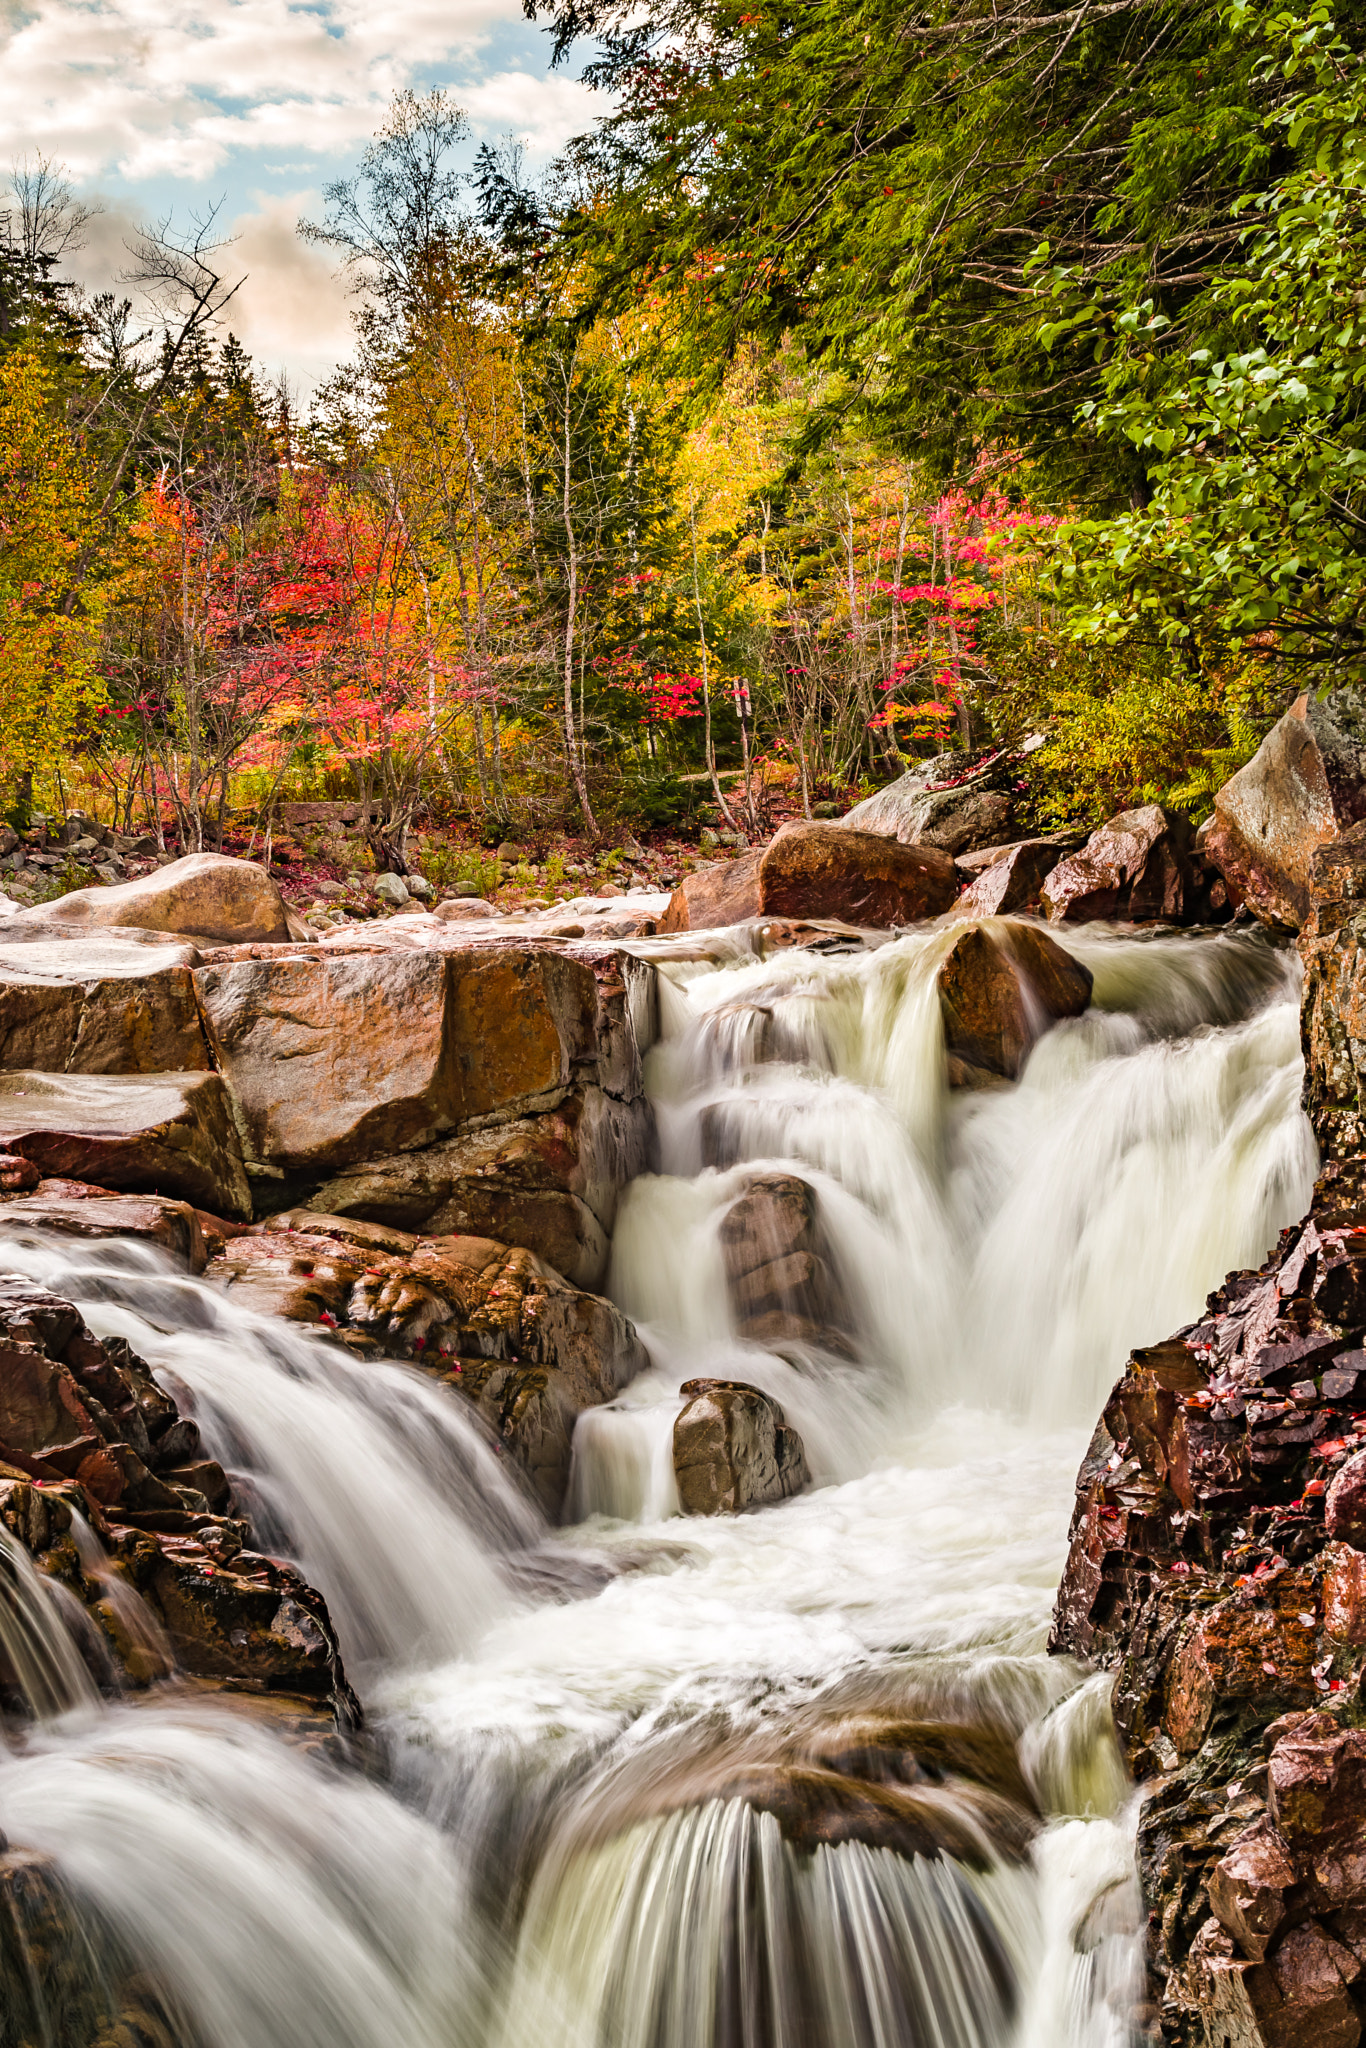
[0,345,109,818]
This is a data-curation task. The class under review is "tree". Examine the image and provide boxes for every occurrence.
[1054,7,1366,693]
[520,0,1366,500]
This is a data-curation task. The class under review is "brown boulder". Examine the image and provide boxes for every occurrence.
[304,1085,653,1287]
[1164,1574,1321,1757]
[0,1070,251,1218]
[1300,825,1366,1159]
[760,823,958,927]
[937,924,1093,1083]
[659,826,958,932]
[18,851,297,945]
[1041,804,1193,923]
[194,943,639,1187]
[1269,1715,1366,1908]
[1203,693,1366,930]
[672,1378,810,1514]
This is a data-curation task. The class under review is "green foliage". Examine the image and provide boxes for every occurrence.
[522,0,1359,501]
[1055,7,1366,687]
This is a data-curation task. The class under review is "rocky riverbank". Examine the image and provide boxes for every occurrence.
[1051,821,1366,2045]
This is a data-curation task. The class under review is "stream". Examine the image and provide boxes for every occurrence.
[0,919,1318,2048]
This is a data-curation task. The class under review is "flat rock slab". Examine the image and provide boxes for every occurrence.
[16,852,296,946]
[0,1187,219,1270]
[0,1070,250,1218]
[0,943,208,1076]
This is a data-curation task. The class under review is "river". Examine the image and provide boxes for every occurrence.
[0,919,1316,2048]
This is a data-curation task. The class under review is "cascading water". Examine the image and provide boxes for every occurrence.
[0,916,1318,2048]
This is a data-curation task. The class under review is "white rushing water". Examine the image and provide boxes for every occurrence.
[0,916,1317,2048]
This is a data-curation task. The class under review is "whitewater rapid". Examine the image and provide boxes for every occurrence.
[0,917,1317,2048]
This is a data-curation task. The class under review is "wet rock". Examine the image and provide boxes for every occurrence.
[1203,693,1366,930]
[659,825,958,932]
[15,850,298,945]
[0,1187,219,1271]
[0,1847,188,2048]
[1041,804,1194,923]
[951,839,1072,918]
[1208,1818,1298,1960]
[936,923,1093,1083]
[0,1277,352,1709]
[672,1379,810,1514]
[304,1084,653,1288]
[0,1069,251,1218]
[207,1229,649,1516]
[717,1172,855,1355]
[1300,824,1366,1165]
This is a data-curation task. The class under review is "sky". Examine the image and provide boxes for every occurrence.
[0,0,599,388]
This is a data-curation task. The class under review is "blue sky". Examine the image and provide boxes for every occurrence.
[0,0,598,384]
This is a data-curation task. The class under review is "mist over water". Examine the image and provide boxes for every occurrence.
[0,919,1316,2048]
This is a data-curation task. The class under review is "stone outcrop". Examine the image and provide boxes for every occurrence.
[937,923,1093,1084]
[717,1172,856,1356]
[672,1378,810,1514]
[207,1217,648,1515]
[1050,834,1366,2045]
[0,928,657,1276]
[17,851,299,946]
[0,1070,251,1219]
[305,1085,651,1289]
[1041,805,1197,924]
[1202,694,1366,930]
[0,1276,351,1711]
[0,1847,187,2046]
[659,824,958,932]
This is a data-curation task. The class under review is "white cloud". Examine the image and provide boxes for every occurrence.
[0,0,587,186]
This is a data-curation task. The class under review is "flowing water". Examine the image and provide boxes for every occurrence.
[0,917,1318,2048]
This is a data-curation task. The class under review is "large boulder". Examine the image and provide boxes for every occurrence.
[17,852,299,946]
[208,1223,648,1515]
[936,923,1093,1083]
[194,943,645,1189]
[1040,804,1193,924]
[0,1070,251,1218]
[717,1172,855,1356]
[0,937,209,1075]
[304,1085,652,1288]
[1203,693,1366,930]
[659,825,958,933]
[672,1378,810,1515]
[842,744,1032,854]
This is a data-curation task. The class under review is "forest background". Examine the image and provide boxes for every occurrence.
[4,0,1366,877]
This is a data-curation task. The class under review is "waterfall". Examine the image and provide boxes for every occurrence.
[0,919,1316,2048]
[0,1522,100,1720]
